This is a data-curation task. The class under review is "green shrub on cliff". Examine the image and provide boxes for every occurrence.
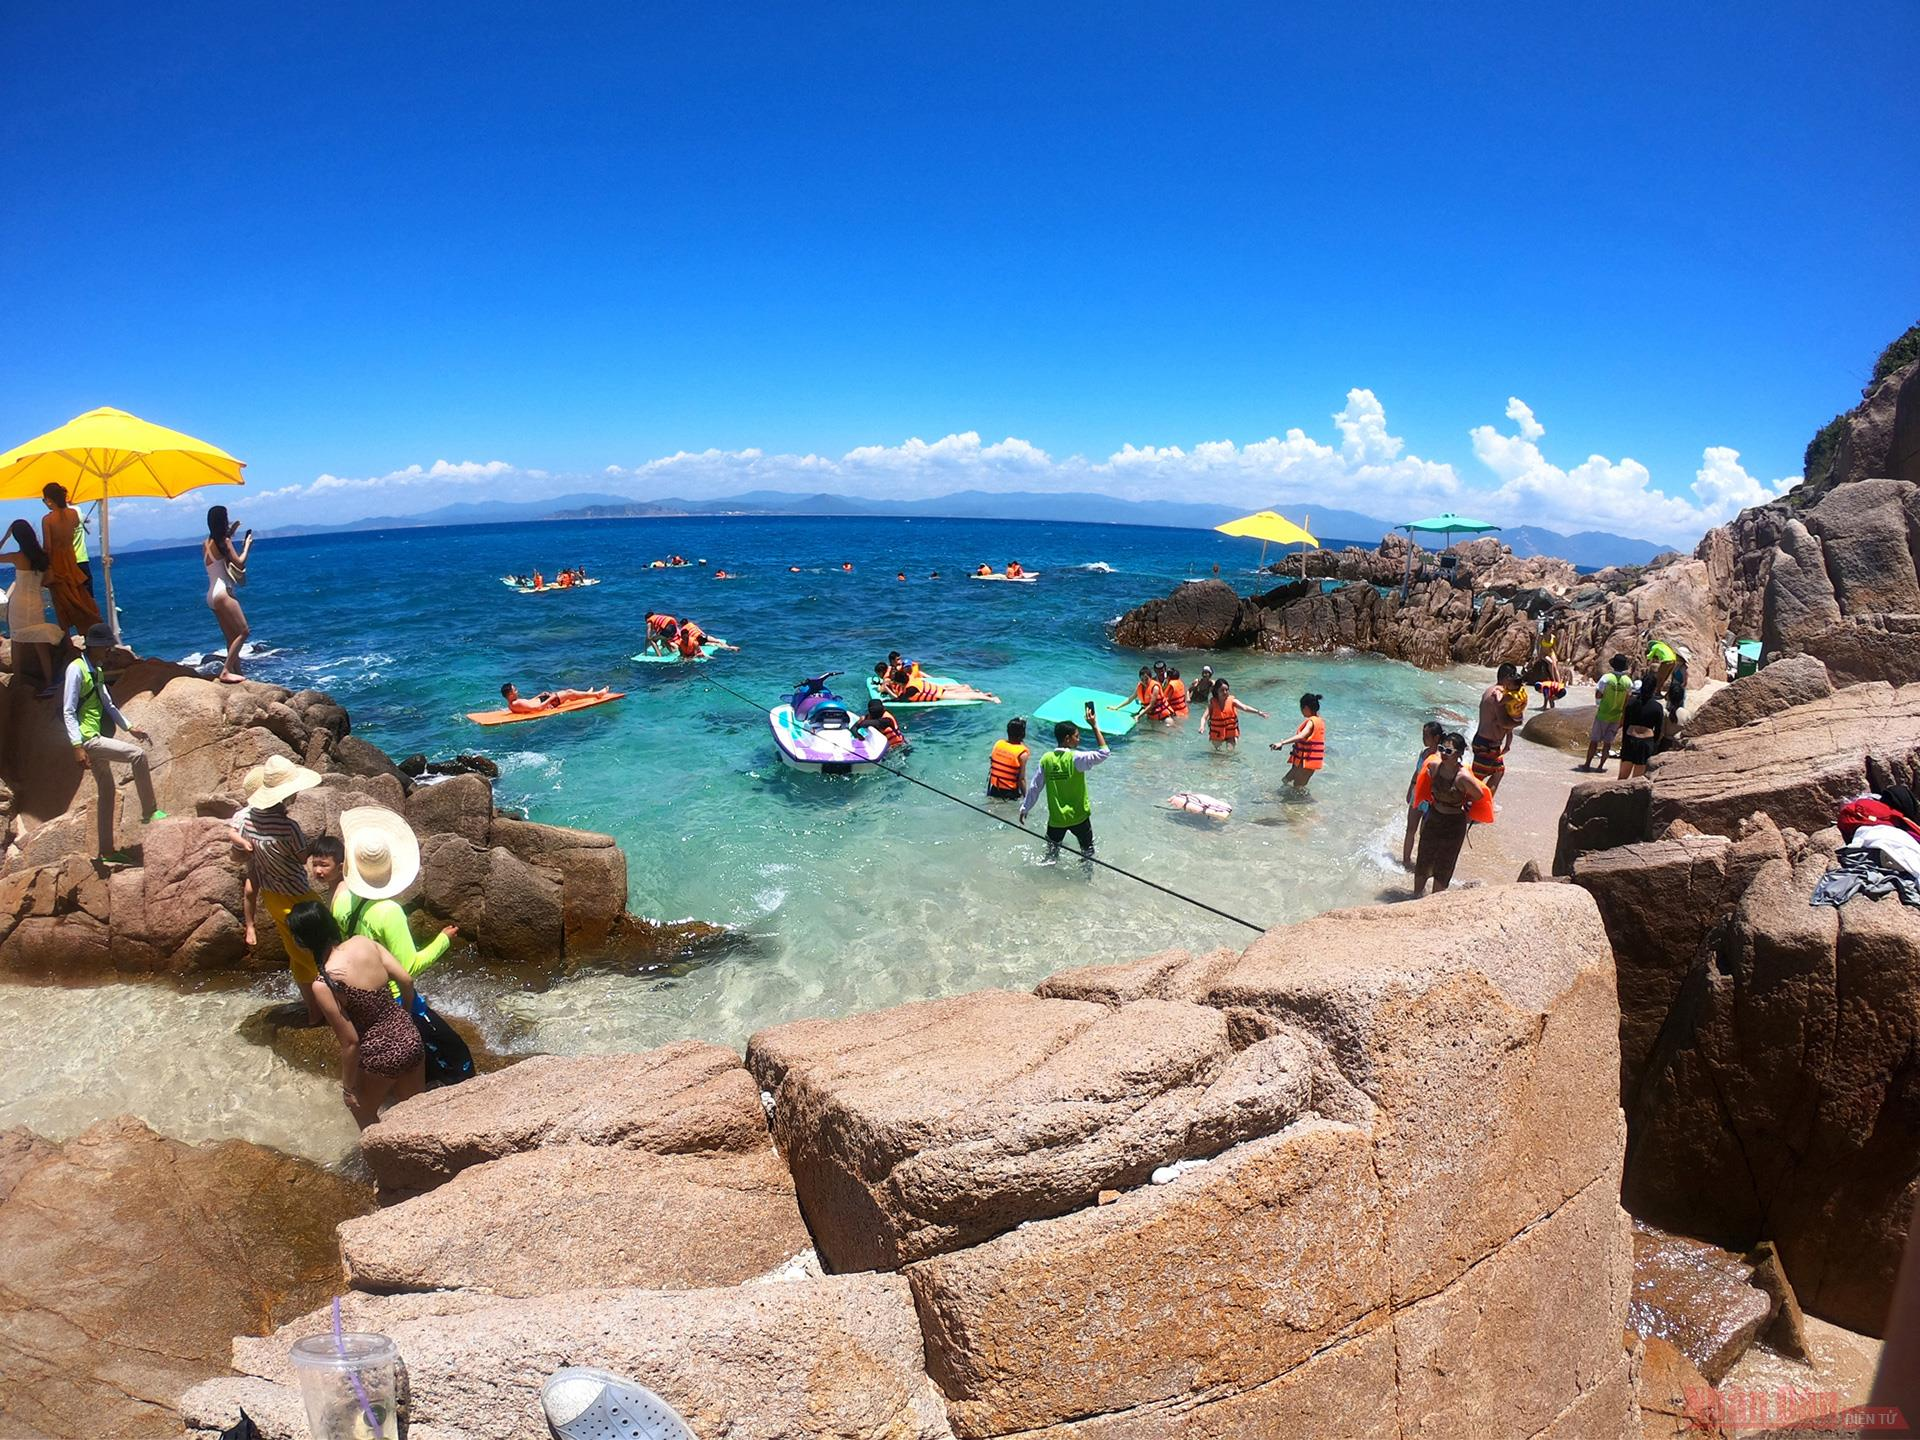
[1873,321,1920,383]
[1803,413,1848,488]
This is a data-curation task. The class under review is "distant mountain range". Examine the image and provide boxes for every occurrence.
[117,488,1668,569]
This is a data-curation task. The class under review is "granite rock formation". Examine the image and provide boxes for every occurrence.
[0,662,723,977]
[0,1118,370,1440]
[184,882,1636,1439]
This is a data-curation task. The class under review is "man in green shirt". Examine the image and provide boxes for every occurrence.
[1582,653,1634,771]
[1018,701,1110,862]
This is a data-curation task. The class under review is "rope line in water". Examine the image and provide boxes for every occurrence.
[700,677,1271,935]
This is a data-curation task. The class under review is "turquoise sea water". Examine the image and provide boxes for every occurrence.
[4,517,1486,1156]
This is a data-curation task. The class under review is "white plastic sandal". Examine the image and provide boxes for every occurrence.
[541,1366,696,1440]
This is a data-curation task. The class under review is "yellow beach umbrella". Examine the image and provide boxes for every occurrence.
[1213,509,1319,570]
[0,407,246,643]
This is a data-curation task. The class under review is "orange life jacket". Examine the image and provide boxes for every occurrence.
[1413,755,1495,823]
[675,630,703,657]
[1289,715,1326,770]
[1134,679,1167,717]
[648,614,677,635]
[1164,681,1188,714]
[878,714,905,747]
[987,740,1028,793]
[1207,695,1239,742]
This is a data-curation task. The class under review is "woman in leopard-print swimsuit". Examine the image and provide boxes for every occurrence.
[288,901,425,1128]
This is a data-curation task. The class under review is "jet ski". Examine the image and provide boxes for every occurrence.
[769,673,891,775]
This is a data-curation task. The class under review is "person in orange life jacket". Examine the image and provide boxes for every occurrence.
[1113,666,1169,721]
[644,612,679,653]
[1412,732,1494,897]
[1401,720,1446,869]
[853,698,908,751]
[1018,703,1109,862]
[1204,678,1268,749]
[1272,692,1327,791]
[1005,560,1025,578]
[1163,666,1189,716]
[986,716,1031,799]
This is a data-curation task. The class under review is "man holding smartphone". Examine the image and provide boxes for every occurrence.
[1018,701,1109,863]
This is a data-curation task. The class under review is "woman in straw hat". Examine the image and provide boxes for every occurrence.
[306,807,458,983]
[229,754,323,1013]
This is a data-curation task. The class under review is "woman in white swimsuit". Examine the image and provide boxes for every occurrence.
[203,504,254,684]
[1,519,65,694]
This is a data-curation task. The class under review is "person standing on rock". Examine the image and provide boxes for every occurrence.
[1471,664,1526,798]
[62,623,165,867]
[1019,702,1109,863]
[2,518,65,695]
[1581,655,1633,772]
[203,505,254,684]
[39,483,101,635]
[230,756,324,1015]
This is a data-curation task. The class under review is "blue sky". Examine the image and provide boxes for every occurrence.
[4,1,1915,545]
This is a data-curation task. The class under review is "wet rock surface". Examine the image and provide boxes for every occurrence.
[0,1117,370,1440]
[1628,1221,1776,1382]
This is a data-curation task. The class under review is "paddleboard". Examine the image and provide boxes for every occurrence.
[500,577,602,594]
[466,692,625,726]
[632,642,724,664]
[1031,686,1140,737]
[1168,791,1233,818]
[865,676,995,707]
[970,573,1040,583]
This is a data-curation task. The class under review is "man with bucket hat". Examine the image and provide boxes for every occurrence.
[61,622,165,866]
[230,754,323,1010]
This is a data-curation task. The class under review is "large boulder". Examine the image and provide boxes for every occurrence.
[1587,826,1920,1335]
[1110,578,1256,649]
[887,883,1634,1438]
[490,817,629,951]
[0,1117,370,1440]
[360,1041,770,1197]
[184,1275,956,1440]
[908,1117,1389,1437]
[338,1144,808,1298]
[1682,654,1833,740]
[1521,702,1595,754]
[747,990,1313,1271]
[1646,681,1920,838]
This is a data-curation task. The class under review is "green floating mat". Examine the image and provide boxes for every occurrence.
[631,641,723,664]
[865,675,994,707]
[1031,686,1140,737]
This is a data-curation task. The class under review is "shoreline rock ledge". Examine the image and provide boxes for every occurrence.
[182,882,1637,1439]
[0,661,726,980]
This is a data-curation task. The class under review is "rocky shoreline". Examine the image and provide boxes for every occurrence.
[1113,354,1920,688]
[3,355,1918,1438]
[0,657,730,982]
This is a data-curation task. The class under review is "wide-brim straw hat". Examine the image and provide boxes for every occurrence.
[245,754,322,808]
[340,805,421,901]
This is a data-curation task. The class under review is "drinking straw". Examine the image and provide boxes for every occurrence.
[331,1296,382,1435]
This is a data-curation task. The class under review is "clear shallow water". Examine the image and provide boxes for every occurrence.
[1,516,1483,1155]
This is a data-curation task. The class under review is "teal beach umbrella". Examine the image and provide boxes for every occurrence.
[1398,513,1501,597]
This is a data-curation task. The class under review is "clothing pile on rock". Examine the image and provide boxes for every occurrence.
[1810,790,1920,909]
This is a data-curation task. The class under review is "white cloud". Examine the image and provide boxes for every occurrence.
[1469,400,1795,544]
[100,393,1795,548]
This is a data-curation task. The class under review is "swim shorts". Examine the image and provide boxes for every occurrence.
[1589,718,1621,743]
[1470,733,1505,780]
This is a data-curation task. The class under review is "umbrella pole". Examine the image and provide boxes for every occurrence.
[1400,528,1414,602]
[101,495,120,647]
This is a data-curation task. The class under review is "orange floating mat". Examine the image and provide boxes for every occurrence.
[466,692,626,726]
